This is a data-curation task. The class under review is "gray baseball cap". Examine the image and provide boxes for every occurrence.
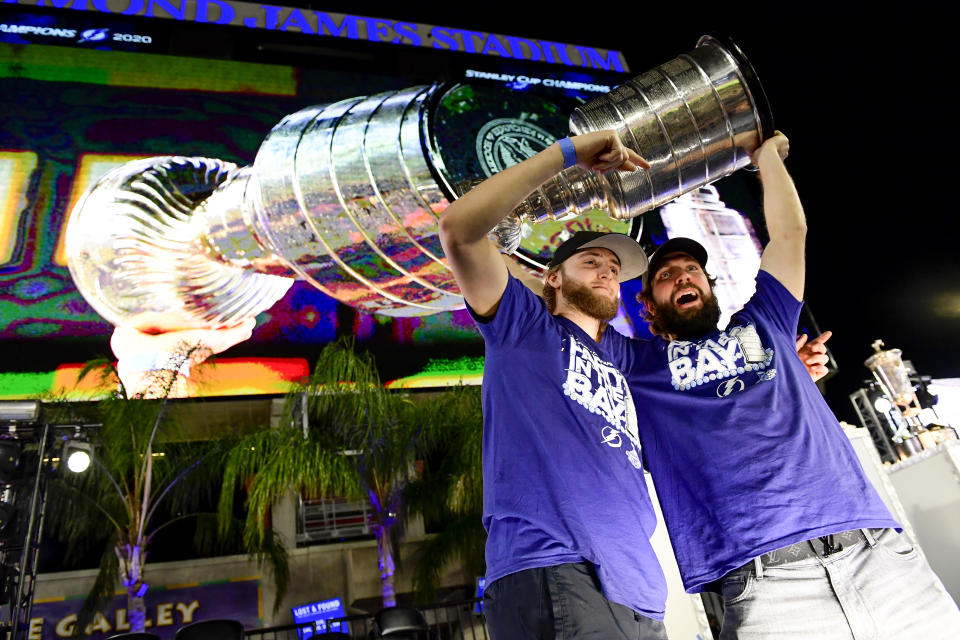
[548,231,648,282]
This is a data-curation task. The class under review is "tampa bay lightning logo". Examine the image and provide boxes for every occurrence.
[716,376,745,398]
[78,28,109,43]
[600,426,622,448]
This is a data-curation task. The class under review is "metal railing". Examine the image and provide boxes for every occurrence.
[245,599,488,640]
[297,494,373,544]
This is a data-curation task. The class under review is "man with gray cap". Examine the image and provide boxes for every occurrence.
[439,130,668,639]
[618,132,960,637]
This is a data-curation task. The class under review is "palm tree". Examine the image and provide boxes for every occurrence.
[219,338,437,608]
[44,346,283,634]
[404,385,486,599]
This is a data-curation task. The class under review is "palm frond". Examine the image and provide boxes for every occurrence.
[411,512,486,601]
[76,358,124,399]
[406,385,484,520]
[258,528,290,614]
[217,342,488,608]
[48,476,127,536]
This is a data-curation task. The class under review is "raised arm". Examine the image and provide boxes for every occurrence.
[755,132,807,300]
[438,131,647,317]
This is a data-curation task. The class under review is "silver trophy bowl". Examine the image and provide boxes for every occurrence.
[515,35,773,223]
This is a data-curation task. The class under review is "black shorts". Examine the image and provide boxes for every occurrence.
[483,562,667,640]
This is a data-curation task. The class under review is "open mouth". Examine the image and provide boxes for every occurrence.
[674,289,700,308]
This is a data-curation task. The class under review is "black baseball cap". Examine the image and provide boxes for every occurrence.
[642,237,709,288]
[547,231,648,282]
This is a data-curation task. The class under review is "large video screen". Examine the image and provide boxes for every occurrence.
[1,7,644,398]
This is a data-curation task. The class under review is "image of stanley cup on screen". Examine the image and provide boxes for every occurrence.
[65,36,772,332]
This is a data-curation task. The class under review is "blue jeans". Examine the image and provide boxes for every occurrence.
[484,562,667,640]
[719,529,960,639]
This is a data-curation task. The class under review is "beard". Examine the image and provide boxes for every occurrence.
[562,278,619,321]
[656,285,721,340]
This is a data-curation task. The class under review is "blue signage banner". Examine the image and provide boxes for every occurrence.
[291,597,348,638]
[2,0,629,71]
[25,578,261,639]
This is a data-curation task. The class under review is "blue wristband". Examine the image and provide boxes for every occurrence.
[558,137,577,169]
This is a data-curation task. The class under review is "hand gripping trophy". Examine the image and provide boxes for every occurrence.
[65,35,773,392]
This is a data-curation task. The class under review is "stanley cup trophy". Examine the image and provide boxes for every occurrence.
[66,35,773,334]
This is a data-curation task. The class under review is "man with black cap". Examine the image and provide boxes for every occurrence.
[621,132,960,637]
[439,130,669,639]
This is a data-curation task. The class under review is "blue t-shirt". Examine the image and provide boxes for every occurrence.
[614,270,899,592]
[470,274,667,619]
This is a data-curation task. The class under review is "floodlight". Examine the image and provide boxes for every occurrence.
[62,441,94,473]
[873,396,893,414]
